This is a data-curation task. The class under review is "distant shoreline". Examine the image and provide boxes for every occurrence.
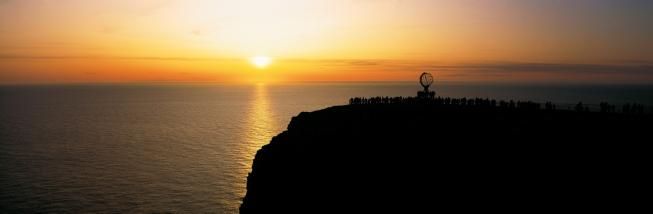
[3,81,653,87]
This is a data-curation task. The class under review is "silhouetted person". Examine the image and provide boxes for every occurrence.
[575,102,585,112]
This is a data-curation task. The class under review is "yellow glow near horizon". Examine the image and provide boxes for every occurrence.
[250,56,272,69]
[0,0,651,84]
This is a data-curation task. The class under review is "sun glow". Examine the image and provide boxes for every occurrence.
[0,1,650,84]
[250,56,272,69]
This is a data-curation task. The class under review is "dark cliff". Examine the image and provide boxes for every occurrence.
[241,103,650,213]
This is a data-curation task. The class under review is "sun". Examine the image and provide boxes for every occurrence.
[250,56,272,69]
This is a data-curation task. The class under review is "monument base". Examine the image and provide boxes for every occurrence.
[417,91,435,99]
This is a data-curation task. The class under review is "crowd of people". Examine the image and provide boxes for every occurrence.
[348,96,539,110]
[620,102,646,114]
[349,96,649,114]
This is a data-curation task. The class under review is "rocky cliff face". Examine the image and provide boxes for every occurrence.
[241,104,650,213]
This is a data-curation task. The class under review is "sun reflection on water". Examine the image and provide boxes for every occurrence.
[236,84,276,195]
[246,84,275,155]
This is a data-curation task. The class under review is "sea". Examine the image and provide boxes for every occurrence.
[1,82,652,213]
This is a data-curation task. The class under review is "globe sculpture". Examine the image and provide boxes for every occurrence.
[420,72,433,91]
[418,72,436,99]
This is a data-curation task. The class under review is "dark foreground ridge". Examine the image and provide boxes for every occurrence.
[241,99,650,213]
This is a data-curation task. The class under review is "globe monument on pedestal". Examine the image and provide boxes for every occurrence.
[417,72,436,99]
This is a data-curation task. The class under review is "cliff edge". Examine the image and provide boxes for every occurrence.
[241,103,649,213]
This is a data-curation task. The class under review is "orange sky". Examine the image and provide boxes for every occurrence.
[1,0,652,84]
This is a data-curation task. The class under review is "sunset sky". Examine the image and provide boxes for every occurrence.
[1,0,652,84]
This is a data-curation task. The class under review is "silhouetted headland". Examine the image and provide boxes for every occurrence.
[241,96,650,213]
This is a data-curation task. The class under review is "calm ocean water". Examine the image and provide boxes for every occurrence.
[1,82,652,213]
